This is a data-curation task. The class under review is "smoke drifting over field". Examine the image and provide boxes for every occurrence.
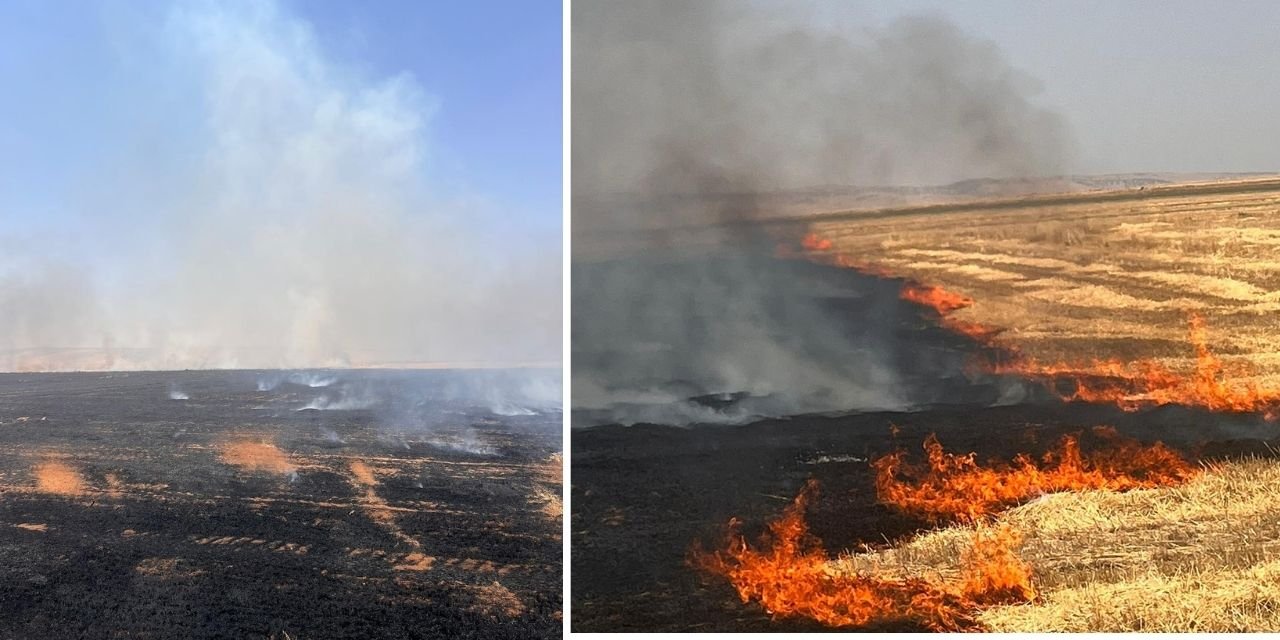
[0,1,559,371]
[572,0,1073,425]
[573,0,1072,215]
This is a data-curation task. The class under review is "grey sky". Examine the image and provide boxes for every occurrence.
[806,0,1280,175]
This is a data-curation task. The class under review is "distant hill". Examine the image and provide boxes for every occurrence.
[573,172,1280,234]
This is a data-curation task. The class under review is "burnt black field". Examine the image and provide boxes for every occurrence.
[570,252,1279,632]
[0,369,561,640]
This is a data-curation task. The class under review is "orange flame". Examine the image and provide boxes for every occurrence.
[801,233,834,252]
[900,283,973,316]
[693,431,1195,629]
[690,479,1035,631]
[896,281,1012,343]
[873,429,1196,524]
[960,525,1036,604]
[995,314,1280,415]
[832,253,895,278]
[775,232,894,277]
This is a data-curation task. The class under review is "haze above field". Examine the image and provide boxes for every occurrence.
[825,0,1280,177]
[0,0,561,371]
[576,0,1280,210]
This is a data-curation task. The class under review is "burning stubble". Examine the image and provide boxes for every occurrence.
[681,217,1273,631]
[872,428,1196,524]
[689,479,1037,631]
[571,0,1073,425]
[993,314,1280,416]
[693,432,1196,630]
[805,229,1280,418]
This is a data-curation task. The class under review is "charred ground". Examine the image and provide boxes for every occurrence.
[0,369,561,639]
[571,407,1278,632]
[570,205,1280,631]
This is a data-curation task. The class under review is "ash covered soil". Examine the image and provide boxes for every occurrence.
[572,407,1277,632]
[570,249,1280,632]
[0,369,561,639]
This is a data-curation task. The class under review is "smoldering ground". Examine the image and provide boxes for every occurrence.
[0,368,562,638]
[571,0,1074,426]
[257,367,562,454]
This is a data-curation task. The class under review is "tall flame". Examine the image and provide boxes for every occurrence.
[901,283,973,316]
[690,479,1036,631]
[960,525,1036,605]
[714,230,1220,629]
[873,429,1196,524]
[995,314,1280,415]
[793,230,1280,415]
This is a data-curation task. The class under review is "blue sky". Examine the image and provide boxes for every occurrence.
[0,0,561,242]
[0,0,562,368]
[290,0,562,220]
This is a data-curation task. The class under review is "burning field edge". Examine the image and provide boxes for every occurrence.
[571,196,1280,632]
[684,227,1280,631]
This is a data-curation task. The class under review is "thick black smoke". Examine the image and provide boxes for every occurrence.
[571,0,1073,426]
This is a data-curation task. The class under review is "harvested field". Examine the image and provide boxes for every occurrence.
[572,405,1280,632]
[0,369,561,639]
[834,457,1280,631]
[571,178,1280,632]
[792,178,1280,377]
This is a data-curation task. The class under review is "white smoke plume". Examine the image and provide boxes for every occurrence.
[0,0,559,371]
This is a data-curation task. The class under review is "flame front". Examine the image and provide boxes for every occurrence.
[795,231,1280,416]
[800,233,834,252]
[873,429,1196,524]
[901,283,973,316]
[698,231,1219,629]
[959,525,1036,604]
[995,314,1280,415]
[690,479,1037,631]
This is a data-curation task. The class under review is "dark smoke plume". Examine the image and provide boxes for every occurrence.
[571,0,1074,426]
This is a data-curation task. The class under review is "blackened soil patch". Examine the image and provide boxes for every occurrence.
[0,369,561,640]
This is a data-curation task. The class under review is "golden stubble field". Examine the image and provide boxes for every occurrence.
[788,177,1280,631]
[786,178,1280,380]
[571,178,1280,632]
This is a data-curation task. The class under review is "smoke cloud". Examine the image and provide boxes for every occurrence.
[571,0,1073,426]
[574,0,1072,210]
[0,0,559,371]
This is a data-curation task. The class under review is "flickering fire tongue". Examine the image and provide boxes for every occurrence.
[796,230,1280,417]
[900,283,973,316]
[693,430,1195,630]
[995,314,1280,415]
[690,479,1037,631]
[873,428,1196,524]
